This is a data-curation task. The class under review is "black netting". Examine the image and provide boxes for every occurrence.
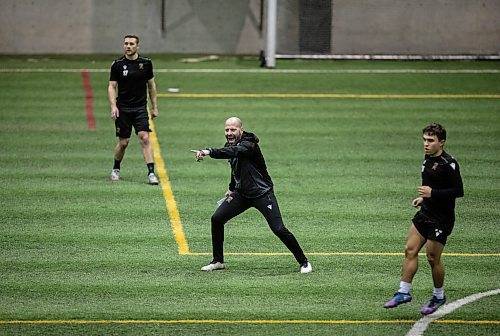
[275,0,333,56]
[298,0,332,54]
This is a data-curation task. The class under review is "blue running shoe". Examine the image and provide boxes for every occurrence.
[384,292,413,308]
[420,295,446,315]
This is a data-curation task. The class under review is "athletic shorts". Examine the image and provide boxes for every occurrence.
[412,211,454,246]
[115,105,151,138]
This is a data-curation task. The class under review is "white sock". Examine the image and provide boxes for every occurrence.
[433,287,444,300]
[399,281,412,294]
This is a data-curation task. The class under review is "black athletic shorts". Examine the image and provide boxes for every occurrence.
[115,105,151,138]
[412,211,454,246]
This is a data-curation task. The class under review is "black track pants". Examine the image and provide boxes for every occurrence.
[210,190,307,265]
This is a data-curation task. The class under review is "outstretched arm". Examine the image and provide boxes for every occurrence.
[209,141,254,159]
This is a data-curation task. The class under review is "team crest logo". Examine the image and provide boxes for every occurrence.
[432,162,438,170]
[139,63,144,70]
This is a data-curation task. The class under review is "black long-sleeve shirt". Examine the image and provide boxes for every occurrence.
[209,132,273,198]
[420,151,464,223]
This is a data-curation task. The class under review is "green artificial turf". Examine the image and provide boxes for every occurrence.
[0,57,499,335]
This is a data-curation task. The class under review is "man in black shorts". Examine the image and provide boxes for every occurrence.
[191,117,312,274]
[108,34,159,185]
[384,123,464,315]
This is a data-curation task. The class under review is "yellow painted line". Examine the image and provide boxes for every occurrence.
[0,319,498,325]
[158,93,500,99]
[149,115,189,255]
[439,252,500,257]
[435,320,500,325]
[0,320,414,325]
[185,251,500,257]
[2,68,500,74]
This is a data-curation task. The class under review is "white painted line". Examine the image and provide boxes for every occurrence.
[276,54,500,61]
[151,69,500,74]
[0,68,499,74]
[0,68,108,73]
[406,288,500,336]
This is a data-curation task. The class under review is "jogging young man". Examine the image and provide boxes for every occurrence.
[384,123,464,315]
[191,117,312,273]
[108,34,159,185]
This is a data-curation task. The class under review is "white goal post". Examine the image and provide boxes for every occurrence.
[265,0,277,68]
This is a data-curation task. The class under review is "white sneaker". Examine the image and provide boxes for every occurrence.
[148,173,159,185]
[111,169,120,181]
[300,261,312,274]
[201,261,225,271]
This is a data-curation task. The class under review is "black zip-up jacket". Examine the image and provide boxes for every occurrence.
[209,131,273,198]
[420,151,464,223]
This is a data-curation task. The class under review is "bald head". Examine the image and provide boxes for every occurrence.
[224,117,244,145]
[225,117,242,128]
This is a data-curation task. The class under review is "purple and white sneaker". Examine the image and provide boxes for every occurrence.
[384,292,413,308]
[420,296,446,315]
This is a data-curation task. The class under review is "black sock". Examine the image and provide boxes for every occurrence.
[113,159,121,170]
[147,163,155,175]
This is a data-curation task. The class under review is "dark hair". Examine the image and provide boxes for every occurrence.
[422,123,446,141]
[124,34,139,44]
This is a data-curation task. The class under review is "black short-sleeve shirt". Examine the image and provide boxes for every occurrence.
[109,55,154,108]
